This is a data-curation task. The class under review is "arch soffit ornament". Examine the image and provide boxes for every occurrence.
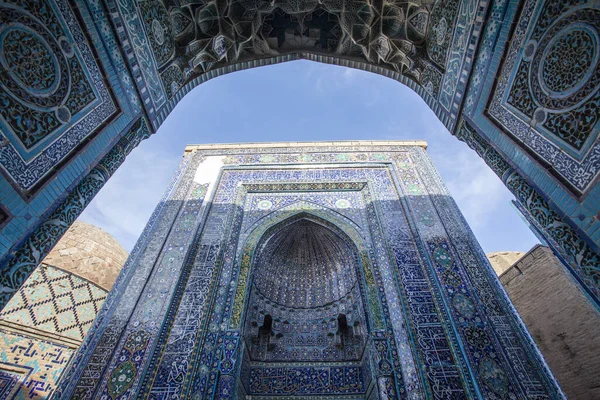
[230,206,371,327]
[250,214,362,309]
[240,202,368,265]
[242,199,367,249]
[132,0,452,129]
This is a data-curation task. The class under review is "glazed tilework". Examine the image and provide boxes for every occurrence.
[0,0,142,298]
[0,118,150,309]
[54,144,563,399]
[0,0,119,192]
[0,329,74,399]
[0,0,596,396]
[487,0,600,194]
[456,121,600,307]
[0,366,28,399]
[114,0,481,131]
[0,219,128,400]
[1,2,599,373]
[457,0,600,287]
[243,216,368,364]
[0,265,107,342]
[248,365,366,395]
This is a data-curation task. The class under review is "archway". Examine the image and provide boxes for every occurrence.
[0,0,598,333]
[237,213,386,397]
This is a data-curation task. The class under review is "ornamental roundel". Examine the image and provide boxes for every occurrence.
[152,19,165,46]
[540,29,596,95]
[407,183,421,195]
[0,10,70,112]
[478,357,508,396]
[0,0,109,180]
[491,1,600,193]
[528,9,600,111]
[335,198,351,209]
[433,17,447,46]
[257,199,273,210]
[452,293,475,319]
[433,246,452,267]
[420,212,435,227]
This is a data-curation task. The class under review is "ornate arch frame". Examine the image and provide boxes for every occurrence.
[0,0,599,353]
[232,210,397,397]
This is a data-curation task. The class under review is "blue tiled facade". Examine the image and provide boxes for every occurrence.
[0,0,597,314]
[0,0,598,396]
[51,143,564,398]
[0,0,598,310]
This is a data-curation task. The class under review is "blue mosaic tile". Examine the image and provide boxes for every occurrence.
[52,145,564,399]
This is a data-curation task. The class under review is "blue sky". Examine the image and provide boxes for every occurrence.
[78,60,539,254]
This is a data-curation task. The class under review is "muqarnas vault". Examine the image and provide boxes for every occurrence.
[56,141,564,399]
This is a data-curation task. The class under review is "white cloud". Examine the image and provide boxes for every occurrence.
[438,150,509,229]
[341,67,357,82]
[78,139,180,251]
[303,62,365,93]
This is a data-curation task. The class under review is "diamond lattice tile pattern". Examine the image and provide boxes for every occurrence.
[0,264,108,341]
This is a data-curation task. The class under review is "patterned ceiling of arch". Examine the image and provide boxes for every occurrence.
[149,0,447,96]
[253,218,358,309]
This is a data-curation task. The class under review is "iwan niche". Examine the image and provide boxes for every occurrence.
[56,141,564,399]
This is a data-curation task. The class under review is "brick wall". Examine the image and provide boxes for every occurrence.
[490,245,600,399]
[0,220,128,399]
[487,251,524,275]
[42,221,128,290]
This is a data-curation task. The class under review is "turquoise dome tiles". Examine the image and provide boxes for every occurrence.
[0,265,107,342]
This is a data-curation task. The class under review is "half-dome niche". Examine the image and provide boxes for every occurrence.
[243,215,368,363]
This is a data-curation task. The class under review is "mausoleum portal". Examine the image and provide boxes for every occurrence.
[51,141,565,399]
[241,215,373,396]
[0,2,599,371]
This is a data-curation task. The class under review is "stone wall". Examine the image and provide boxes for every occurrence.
[487,251,524,275]
[491,245,600,399]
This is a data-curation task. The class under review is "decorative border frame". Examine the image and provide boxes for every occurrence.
[486,0,600,196]
[0,0,120,196]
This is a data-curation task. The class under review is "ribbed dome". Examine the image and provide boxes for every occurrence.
[42,221,128,290]
[253,218,357,309]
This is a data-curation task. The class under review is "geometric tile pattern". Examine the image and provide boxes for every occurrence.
[56,143,564,399]
[1,6,598,385]
[244,216,367,363]
[457,120,600,306]
[0,329,74,400]
[0,0,119,192]
[0,220,127,400]
[0,117,149,310]
[488,0,600,194]
[0,368,24,400]
[0,265,107,342]
[0,0,597,395]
